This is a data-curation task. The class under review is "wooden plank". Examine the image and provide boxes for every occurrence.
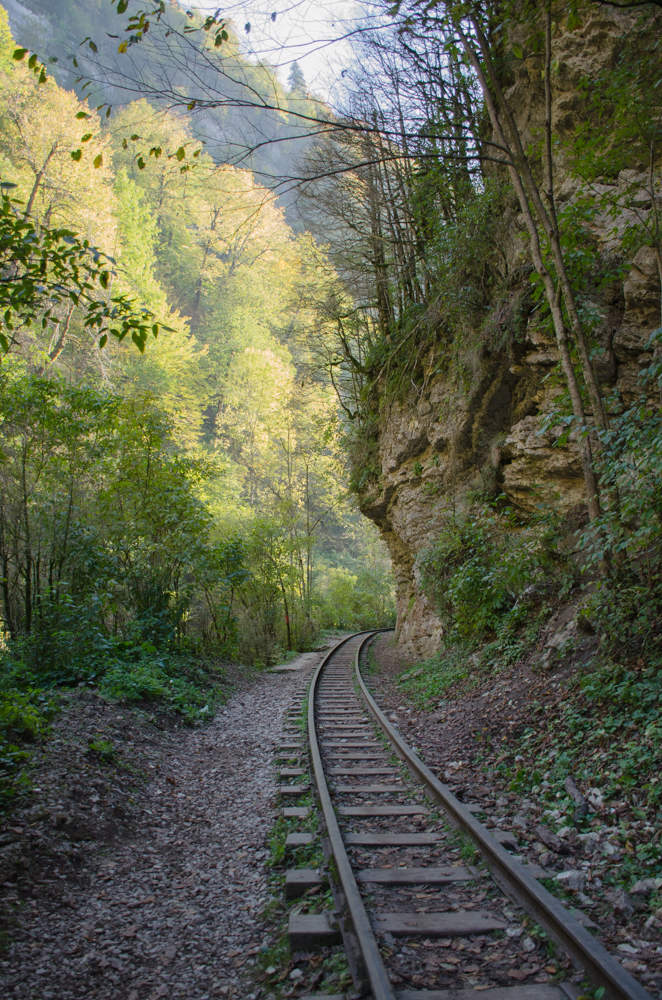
[299,995,345,1000]
[374,910,506,936]
[346,832,439,846]
[328,767,399,775]
[322,741,381,748]
[338,804,429,817]
[317,712,364,718]
[322,724,370,730]
[334,784,405,793]
[322,730,373,738]
[279,768,306,778]
[357,865,473,884]
[396,988,567,1000]
[277,783,309,795]
[282,806,310,819]
[288,912,341,949]
[285,868,324,899]
[286,832,315,848]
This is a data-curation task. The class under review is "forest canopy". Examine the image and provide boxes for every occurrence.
[0,0,395,767]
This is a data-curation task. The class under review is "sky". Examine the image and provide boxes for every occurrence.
[186,1,368,103]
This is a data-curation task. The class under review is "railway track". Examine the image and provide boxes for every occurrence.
[278,631,653,1000]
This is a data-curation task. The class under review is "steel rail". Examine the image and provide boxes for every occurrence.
[307,631,397,1000]
[354,631,653,1000]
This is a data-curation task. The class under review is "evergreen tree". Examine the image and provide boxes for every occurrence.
[287,61,306,94]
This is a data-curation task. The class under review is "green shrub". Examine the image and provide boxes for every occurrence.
[99,649,221,723]
[1,613,224,726]
[0,688,55,808]
[0,688,52,741]
[397,642,471,706]
[3,591,115,689]
[580,327,662,660]
[419,505,560,643]
[100,659,170,704]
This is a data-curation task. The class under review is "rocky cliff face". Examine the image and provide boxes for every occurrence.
[357,4,661,660]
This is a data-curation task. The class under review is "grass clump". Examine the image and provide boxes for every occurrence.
[398,643,472,707]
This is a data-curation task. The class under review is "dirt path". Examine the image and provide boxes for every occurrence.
[0,654,319,1000]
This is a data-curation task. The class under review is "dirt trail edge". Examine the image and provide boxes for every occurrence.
[0,653,319,1000]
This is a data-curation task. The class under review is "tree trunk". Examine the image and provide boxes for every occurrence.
[469,15,608,434]
[458,20,602,519]
[24,143,58,220]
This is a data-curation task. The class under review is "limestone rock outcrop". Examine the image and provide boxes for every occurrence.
[356,3,661,660]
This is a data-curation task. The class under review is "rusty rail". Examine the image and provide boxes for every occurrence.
[307,632,396,999]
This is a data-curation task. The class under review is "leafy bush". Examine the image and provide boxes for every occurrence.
[419,504,560,643]
[0,687,52,741]
[3,592,116,689]
[424,177,509,334]
[580,328,662,659]
[1,608,225,727]
[397,641,471,707]
[99,652,219,723]
[0,687,55,808]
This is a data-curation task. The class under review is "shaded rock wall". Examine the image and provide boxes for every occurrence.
[357,3,661,660]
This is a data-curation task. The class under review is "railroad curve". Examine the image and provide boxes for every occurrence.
[278,630,653,1000]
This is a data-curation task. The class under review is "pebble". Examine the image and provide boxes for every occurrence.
[587,788,604,809]
[555,869,586,891]
[630,878,662,896]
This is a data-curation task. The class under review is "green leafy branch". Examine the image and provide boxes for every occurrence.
[0,189,168,353]
[112,3,228,62]
[117,135,202,173]
[81,2,230,123]
[11,45,48,84]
